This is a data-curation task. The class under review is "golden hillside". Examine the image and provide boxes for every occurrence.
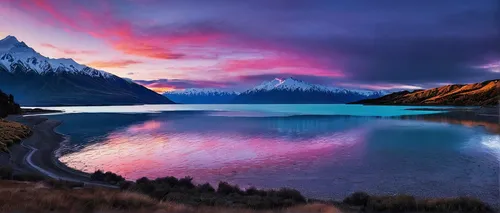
[354,79,499,106]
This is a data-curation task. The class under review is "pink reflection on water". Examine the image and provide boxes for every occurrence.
[60,120,368,181]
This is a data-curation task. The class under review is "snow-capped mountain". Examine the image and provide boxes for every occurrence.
[164,88,239,104]
[0,35,173,106]
[234,77,385,104]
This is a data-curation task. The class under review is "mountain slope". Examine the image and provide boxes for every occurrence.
[163,88,239,104]
[233,77,385,104]
[352,79,499,106]
[0,35,174,106]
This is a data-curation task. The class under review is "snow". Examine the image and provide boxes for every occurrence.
[245,77,384,96]
[0,35,113,79]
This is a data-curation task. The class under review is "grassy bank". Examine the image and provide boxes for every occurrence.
[0,119,31,152]
[88,170,495,213]
[0,167,495,213]
[0,180,342,213]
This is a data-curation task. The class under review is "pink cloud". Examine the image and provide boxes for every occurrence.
[12,0,220,60]
[86,59,142,68]
[41,43,96,55]
[221,57,344,78]
[135,79,235,93]
[8,0,345,81]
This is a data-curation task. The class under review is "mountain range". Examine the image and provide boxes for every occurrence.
[163,88,239,104]
[0,35,173,106]
[352,79,499,106]
[164,77,386,104]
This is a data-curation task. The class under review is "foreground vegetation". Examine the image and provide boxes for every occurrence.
[0,119,31,152]
[88,170,495,212]
[0,90,21,118]
[0,166,496,212]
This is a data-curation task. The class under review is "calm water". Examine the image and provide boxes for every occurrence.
[44,105,499,205]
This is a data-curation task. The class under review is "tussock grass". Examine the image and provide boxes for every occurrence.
[0,119,31,152]
[0,180,341,213]
[343,192,494,212]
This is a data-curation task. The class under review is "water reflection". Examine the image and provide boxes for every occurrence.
[55,112,499,205]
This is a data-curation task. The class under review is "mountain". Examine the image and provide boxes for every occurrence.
[163,88,239,104]
[233,77,385,104]
[0,35,174,106]
[352,79,499,106]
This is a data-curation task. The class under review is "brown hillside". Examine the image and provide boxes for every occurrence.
[353,79,499,106]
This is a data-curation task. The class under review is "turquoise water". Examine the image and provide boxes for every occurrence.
[41,104,449,116]
[43,105,499,205]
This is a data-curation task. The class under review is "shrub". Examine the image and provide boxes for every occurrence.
[276,188,306,203]
[136,177,151,184]
[343,191,370,206]
[217,181,243,195]
[198,183,215,193]
[178,176,195,189]
[90,170,125,185]
[90,170,105,181]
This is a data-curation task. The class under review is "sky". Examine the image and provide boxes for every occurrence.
[0,0,499,93]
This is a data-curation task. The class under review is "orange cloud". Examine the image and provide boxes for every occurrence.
[86,60,142,68]
[221,57,344,78]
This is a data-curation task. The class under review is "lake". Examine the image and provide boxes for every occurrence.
[43,104,499,205]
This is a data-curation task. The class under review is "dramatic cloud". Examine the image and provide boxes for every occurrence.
[87,60,142,68]
[2,0,498,90]
[135,79,238,93]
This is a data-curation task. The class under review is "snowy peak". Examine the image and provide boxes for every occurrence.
[245,77,384,96]
[0,35,113,78]
[248,77,321,92]
[0,35,24,52]
[164,88,239,96]
[0,35,20,46]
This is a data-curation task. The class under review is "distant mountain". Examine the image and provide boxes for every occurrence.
[0,35,174,106]
[352,79,499,106]
[163,88,239,104]
[233,77,385,104]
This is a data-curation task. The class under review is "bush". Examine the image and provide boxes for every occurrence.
[276,188,306,203]
[343,191,370,206]
[357,194,494,213]
[198,183,215,193]
[217,181,243,195]
[178,176,195,189]
[90,170,105,181]
[90,170,125,185]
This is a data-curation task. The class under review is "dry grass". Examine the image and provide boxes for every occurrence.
[0,180,344,213]
[0,119,31,152]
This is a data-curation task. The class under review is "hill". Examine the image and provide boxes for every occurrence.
[352,79,499,106]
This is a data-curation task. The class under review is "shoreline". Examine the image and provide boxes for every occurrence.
[4,108,499,208]
[4,115,115,188]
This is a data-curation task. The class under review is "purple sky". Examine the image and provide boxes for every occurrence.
[1,0,499,92]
